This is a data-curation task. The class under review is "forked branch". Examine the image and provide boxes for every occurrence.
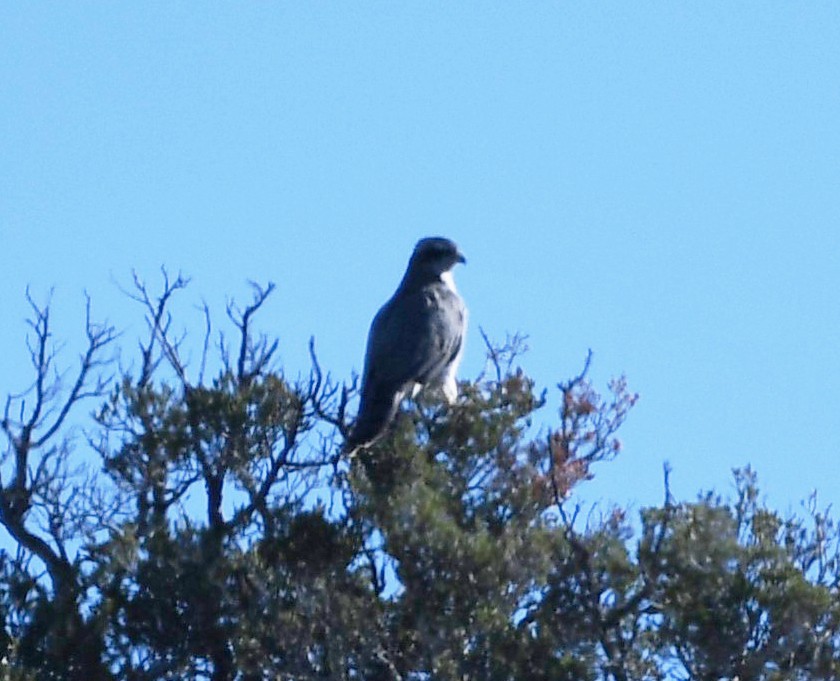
[0,291,116,599]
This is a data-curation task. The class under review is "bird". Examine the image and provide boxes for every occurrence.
[346,237,468,452]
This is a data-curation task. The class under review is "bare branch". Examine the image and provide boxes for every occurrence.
[226,281,277,385]
[21,287,55,434]
[559,348,593,392]
[477,327,530,384]
[308,337,352,443]
[122,268,191,387]
[0,290,116,603]
[33,294,117,447]
[197,300,212,385]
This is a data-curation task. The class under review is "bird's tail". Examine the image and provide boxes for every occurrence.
[344,386,403,454]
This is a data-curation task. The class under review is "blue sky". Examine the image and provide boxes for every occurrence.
[2,3,839,515]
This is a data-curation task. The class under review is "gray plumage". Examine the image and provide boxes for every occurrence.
[347,237,467,451]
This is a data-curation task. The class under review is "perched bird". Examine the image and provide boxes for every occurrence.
[346,237,468,452]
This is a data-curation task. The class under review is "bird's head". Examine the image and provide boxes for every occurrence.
[410,237,467,278]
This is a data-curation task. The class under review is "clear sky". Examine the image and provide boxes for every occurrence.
[2,4,839,515]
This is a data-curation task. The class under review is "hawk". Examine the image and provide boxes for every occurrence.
[346,237,468,451]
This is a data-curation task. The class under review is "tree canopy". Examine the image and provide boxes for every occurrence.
[1,275,839,681]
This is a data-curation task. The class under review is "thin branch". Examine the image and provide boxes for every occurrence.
[476,327,531,384]
[33,294,117,447]
[226,281,277,385]
[0,291,116,602]
[122,267,190,388]
[21,287,54,434]
[559,348,593,392]
[198,300,212,385]
[308,337,352,443]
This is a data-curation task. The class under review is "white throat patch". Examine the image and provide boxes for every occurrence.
[441,270,457,293]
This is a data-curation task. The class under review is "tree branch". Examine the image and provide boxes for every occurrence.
[226,281,277,385]
[0,291,115,602]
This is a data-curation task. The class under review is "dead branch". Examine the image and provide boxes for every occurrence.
[226,281,277,385]
[307,337,353,445]
[0,291,116,599]
[123,268,191,388]
[197,300,212,385]
[477,326,530,384]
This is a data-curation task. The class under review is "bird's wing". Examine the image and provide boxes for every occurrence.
[363,282,465,393]
[348,291,427,450]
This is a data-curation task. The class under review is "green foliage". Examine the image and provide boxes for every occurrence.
[642,469,840,680]
[1,279,839,680]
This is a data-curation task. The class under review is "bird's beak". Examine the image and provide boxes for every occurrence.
[457,252,467,265]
